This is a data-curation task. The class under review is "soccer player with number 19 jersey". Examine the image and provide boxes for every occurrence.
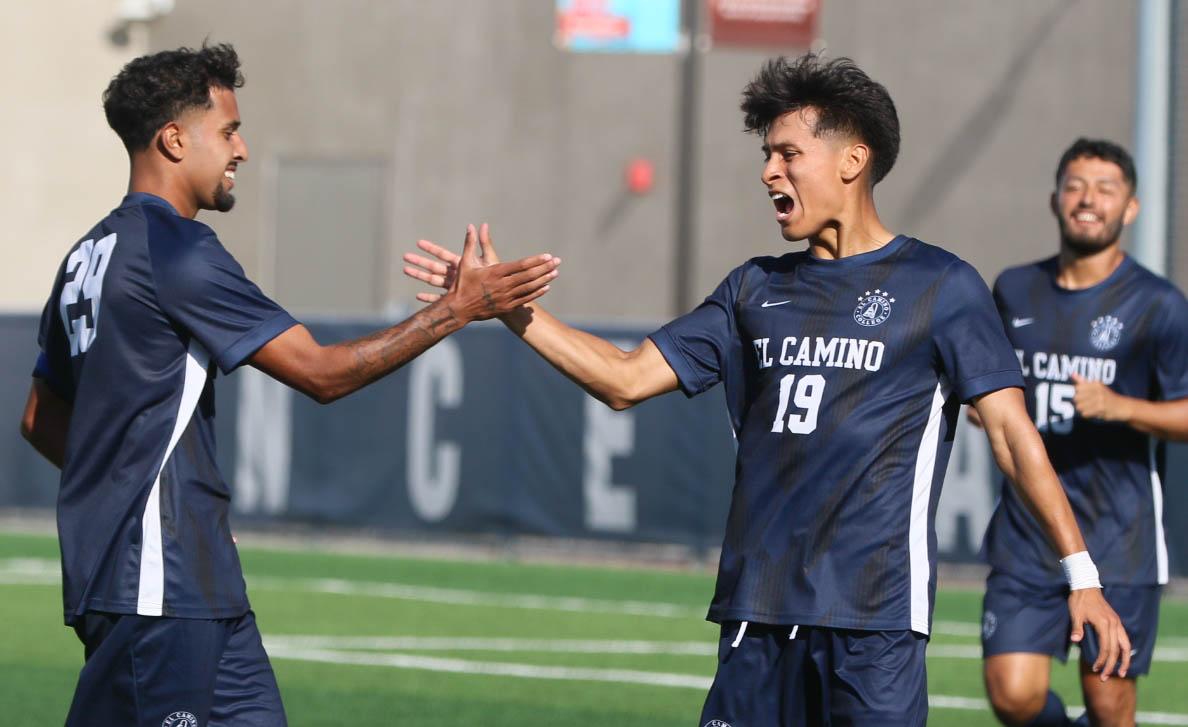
[404,55,1130,727]
[980,139,1188,727]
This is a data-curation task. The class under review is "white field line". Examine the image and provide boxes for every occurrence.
[922,643,1188,663]
[264,644,715,690]
[1121,711,1188,725]
[933,620,981,637]
[0,558,699,618]
[263,643,1188,724]
[265,635,718,655]
[0,557,60,585]
[932,696,1188,725]
[262,633,1188,664]
[3,558,1187,662]
[248,575,700,618]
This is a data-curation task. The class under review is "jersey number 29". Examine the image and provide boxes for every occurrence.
[59,233,118,357]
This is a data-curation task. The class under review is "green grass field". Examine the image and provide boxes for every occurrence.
[2,531,1185,726]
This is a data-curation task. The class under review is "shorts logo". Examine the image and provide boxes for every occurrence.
[162,712,198,727]
[1089,315,1123,351]
[703,721,733,727]
[853,289,894,327]
[982,611,998,641]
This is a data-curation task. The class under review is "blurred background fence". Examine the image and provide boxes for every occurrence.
[4,313,1187,574]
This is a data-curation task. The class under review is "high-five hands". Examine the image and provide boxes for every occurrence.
[415,223,559,320]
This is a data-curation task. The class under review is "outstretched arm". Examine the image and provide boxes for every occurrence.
[253,224,560,404]
[972,386,1130,680]
[20,377,71,469]
[1070,374,1188,441]
[404,226,678,410]
[498,304,679,410]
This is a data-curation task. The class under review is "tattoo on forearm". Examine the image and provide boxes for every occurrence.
[342,302,462,386]
[423,305,460,335]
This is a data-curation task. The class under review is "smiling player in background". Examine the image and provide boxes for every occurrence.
[976,138,1188,727]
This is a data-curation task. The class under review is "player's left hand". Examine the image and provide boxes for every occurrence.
[1068,587,1131,680]
[1070,374,1131,422]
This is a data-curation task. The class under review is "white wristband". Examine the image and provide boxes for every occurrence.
[1060,551,1102,591]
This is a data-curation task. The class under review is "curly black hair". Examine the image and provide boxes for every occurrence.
[740,53,900,185]
[1055,138,1137,193]
[103,43,244,152]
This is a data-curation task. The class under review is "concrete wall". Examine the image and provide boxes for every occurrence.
[0,2,1161,316]
[0,1,146,312]
[138,0,1138,322]
[1173,0,1188,292]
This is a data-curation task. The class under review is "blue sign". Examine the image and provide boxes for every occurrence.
[556,0,682,54]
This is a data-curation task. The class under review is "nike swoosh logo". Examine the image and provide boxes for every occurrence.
[761,300,791,308]
[1011,317,1035,328]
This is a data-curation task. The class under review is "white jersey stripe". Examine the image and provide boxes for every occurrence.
[909,379,952,635]
[137,340,211,615]
[1149,442,1169,585]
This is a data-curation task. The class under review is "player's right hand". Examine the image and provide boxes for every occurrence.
[411,224,560,321]
[1068,587,1131,680]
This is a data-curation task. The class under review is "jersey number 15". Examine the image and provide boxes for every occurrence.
[1034,381,1074,434]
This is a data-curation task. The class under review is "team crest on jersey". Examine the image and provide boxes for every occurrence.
[703,721,733,727]
[982,611,998,641]
[162,711,198,727]
[853,289,895,327]
[1089,315,1124,351]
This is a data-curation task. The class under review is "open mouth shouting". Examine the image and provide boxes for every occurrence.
[770,191,794,222]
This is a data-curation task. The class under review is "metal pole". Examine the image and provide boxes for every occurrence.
[1132,0,1172,275]
[673,0,703,316]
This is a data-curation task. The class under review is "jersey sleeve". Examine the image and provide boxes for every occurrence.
[990,274,1010,322]
[1151,286,1188,400]
[932,260,1023,402]
[35,272,76,403]
[151,226,298,374]
[648,265,745,397]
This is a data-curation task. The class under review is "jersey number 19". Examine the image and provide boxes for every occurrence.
[771,373,826,434]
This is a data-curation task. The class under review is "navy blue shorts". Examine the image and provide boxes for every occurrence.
[981,569,1161,675]
[65,610,286,727]
[699,622,928,727]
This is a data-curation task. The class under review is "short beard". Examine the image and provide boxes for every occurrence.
[212,183,236,212]
[1059,216,1123,256]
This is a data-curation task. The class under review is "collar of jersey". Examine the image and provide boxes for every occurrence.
[122,193,181,216]
[802,234,908,269]
[1044,253,1135,296]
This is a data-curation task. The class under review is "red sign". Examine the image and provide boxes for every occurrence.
[558,2,631,42]
[708,0,820,48]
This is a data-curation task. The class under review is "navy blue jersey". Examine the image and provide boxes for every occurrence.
[650,236,1022,634]
[983,256,1188,586]
[36,193,298,625]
